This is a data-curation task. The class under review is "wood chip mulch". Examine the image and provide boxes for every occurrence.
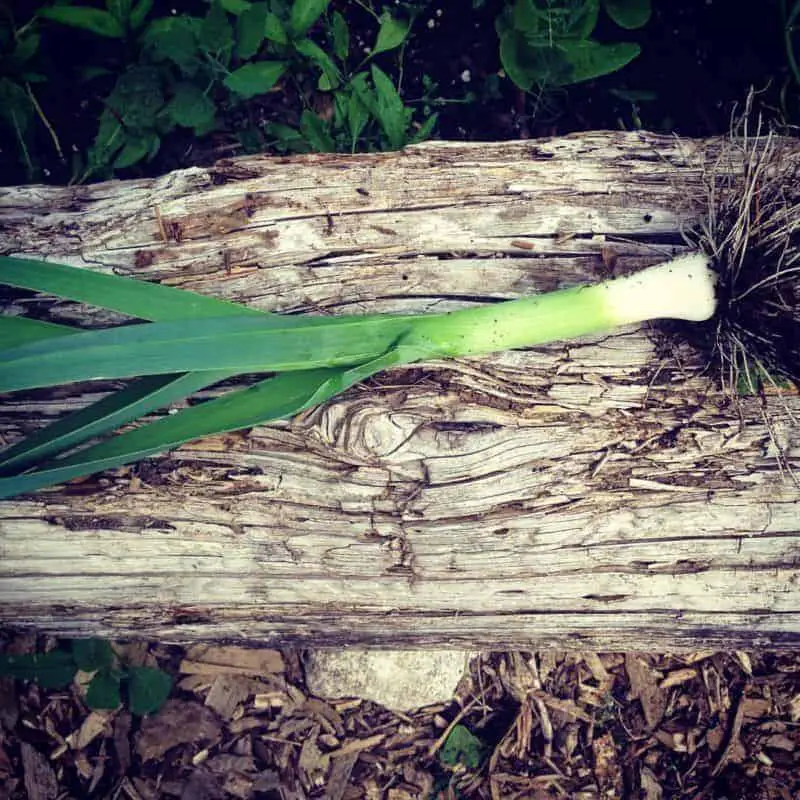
[1,632,798,799]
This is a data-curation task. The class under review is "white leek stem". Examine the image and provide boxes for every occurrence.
[406,253,718,357]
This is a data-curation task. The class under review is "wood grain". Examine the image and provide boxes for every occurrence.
[1,132,798,648]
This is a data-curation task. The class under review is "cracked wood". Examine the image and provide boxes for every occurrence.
[1,132,799,648]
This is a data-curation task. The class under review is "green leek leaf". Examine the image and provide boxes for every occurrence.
[0,256,259,321]
[0,346,418,499]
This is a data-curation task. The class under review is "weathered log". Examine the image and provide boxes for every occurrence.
[1,132,798,649]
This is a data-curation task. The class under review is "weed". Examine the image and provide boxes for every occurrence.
[496,0,651,93]
[0,638,172,715]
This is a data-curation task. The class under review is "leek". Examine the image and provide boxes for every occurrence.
[0,253,717,498]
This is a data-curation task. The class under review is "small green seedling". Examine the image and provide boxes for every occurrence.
[438,723,488,770]
[0,639,172,715]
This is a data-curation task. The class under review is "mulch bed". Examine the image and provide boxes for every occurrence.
[1,632,798,799]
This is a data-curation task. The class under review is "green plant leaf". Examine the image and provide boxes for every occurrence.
[105,65,164,131]
[289,0,330,37]
[164,82,216,133]
[199,1,234,55]
[129,0,154,29]
[143,17,201,74]
[0,307,419,393]
[499,29,566,89]
[294,38,340,88]
[72,639,114,672]
[331,10,348,60]
[224,61,286,97]
[602,0,651,30]
[347,87,370,145]
[0,347,415,499]
[299,109,335,151]
[0,256,261,322]
[13,32,41,63]
[565,0,600,39]
[265,121,308,151]
[0,372,232,475]
[236,1,268,59]
[439,724,487,769]
[113,132,159,169]
[507,0,547,34]
[107,0,133,23]
[0,316,75,349]
[86,670,122,709]
[0,650,76,689]
[264,12,288,44]
[555,39,641,84]
[219,0,252,14]
[38,7,126,38]
[370,64,408,149]
[126,667,172,715]
[408,111,438,144]
[371,12,410,57]
[0,256,262,474]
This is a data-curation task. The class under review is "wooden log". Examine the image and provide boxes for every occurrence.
[1,132,798,649]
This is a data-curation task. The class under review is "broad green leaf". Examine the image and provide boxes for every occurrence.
[236,1,268,59]
[294,38,340,88]
[72,639,114,672]
[164,82,216,132]
[127,667,172,715]
[509,0,547,34]
[88,109,125,169]
[199,1,234,55]
[265,121,308,151]
[370,64,407,149]
[224,61,286,97]
[331,11,348,60]
[0,650,76,689]
[0,347,419,499]
[0,256,258,322]
[107,0,133,23]
[565,0,600,39]
[299,109,335,152]
[142,17,200,74]
[350,71,375,114]
[439,724,487,769]
[289,0,330,37]
[603,0,651,30]
[347,90,370,146]
[219,0,252,14]
[105,66,164,131]
[499,30,572,89]
[86,671,122,710]
[129,0,154,29]
[38,7,125,38]
[555,39,641,84]
[408,112,438,144]
[264,12,288,44]
[113,132,158,169]
[371,13,410,57]
[0,316,75,349]
[13,32,41,63]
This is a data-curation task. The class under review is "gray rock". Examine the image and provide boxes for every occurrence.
[303,650,471,711]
